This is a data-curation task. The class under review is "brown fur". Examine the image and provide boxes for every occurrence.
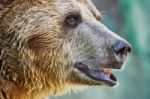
[0,0,101,99]
[0,0,130,99]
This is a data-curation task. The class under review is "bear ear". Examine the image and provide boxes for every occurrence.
[76,0,101,20]
[0,0,15,5]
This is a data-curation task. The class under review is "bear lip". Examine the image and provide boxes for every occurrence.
[74,62,117,86]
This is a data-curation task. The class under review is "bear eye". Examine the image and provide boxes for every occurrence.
[65,14,82,28]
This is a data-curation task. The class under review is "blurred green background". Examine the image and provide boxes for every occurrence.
[50,0,150,99]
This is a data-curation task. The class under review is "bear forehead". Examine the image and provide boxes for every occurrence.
[29,0,101,20]
[0,0,100,19]
[54,0,101,20]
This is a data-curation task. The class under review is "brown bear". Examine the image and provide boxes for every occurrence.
[0,0,131,99]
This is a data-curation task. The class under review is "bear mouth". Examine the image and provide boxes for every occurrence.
[74,63,117,86]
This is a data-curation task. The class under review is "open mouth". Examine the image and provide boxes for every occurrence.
[74,63,117,86]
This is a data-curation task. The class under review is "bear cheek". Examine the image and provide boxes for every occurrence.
[27,35,51,52]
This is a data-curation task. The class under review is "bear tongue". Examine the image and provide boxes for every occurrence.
[98,68,117,82]
[99,68,112,78]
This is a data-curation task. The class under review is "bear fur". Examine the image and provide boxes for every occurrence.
[0,0,130,99]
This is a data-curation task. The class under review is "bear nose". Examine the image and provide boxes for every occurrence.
[112,40,131,54]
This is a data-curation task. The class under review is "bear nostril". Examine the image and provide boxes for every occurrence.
[112,40,132,54]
